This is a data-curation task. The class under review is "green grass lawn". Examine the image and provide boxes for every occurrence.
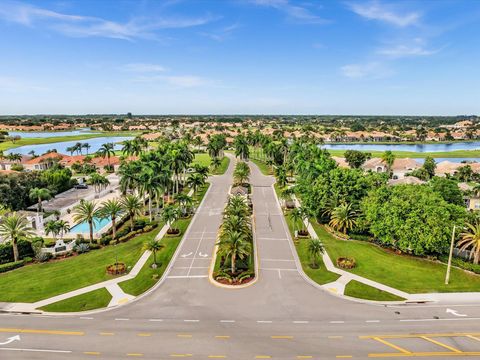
[327,149,480,159]
[193,153,230,175]
[311,222,480,293]
[39,288,112,312]
[0,131,139,151]
[0,227,161,303]
[250,157,273,175]
[213,156,230,175]
[344,280,405,301]
[120,183,211,295]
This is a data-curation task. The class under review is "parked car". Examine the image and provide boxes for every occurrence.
[74,183,88,189]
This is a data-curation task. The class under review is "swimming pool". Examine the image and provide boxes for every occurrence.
[70,217,112,234]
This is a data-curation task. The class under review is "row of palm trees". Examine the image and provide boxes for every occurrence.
[65,142,92,156]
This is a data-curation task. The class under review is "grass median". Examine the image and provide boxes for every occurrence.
[40,288,112,313]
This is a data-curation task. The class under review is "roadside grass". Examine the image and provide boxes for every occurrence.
[193,153,211,167]
[0,131,139,151]
[344,280,405,302]
[0,228,161,303]
[250,157,273,175]
[213,156,230,175]
[312,222,480,293]
[119,183,210,296]
[327,149,480,159]
[40,288,112,313]
[193,153,230,175]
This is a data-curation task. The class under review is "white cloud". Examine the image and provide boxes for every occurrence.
[201,23,240,42]
[378,44,437,58]
[341,62,391,79]
[348,1,420,27]
[0,1,215,40]
[121,63,167,73]
[252,0,327,24]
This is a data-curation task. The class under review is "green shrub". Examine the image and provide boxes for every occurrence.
[0,239,34,264]
[0,260,25,273]
[439,255,480,274]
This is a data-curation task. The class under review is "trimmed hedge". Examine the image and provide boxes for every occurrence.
[0,260,25,273]
[0,240,34,264]
[439,255,480,275]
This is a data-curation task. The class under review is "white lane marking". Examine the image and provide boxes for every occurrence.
[400,317,480,322]
[198,252,208,258]
[220,320,235,323]
[115,318,130,321]
[80,317,93,320]
[278,269,282,279]
[257,320,273,323]
[0,348,72,354]
[173,267,210,269]
[330,321,345,324]
[262,259,295,262]
[167,275,208,279]
[366,320,380,323]
[184,319,200,322]
[187,228,206,277]
[446,308,467,317]
[0,335,20,346]
[181,252,193,258]
[149,319,163,322]
[260,268,296,271]
[293,321,309,324]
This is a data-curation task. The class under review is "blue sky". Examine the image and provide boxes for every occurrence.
[0,0,479,115]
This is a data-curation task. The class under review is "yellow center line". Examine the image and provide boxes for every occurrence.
[368,351,480,357]
[99,332,115,336]
[208,356,226,358]
[215,335,230,339]
[467,334,480,342]
[84,352,100,355]
[177,334,193,338]
[297,356,313,359]
[170,354,193,358]
[336,356,353,358]
[420,336,462,353]
[0,328,84,336]
[271,335,293,339]
[137,333,152,337]
[255,356,272,359]
[372,337,411,354]
[360,332,480,339]
[127,354,144,357]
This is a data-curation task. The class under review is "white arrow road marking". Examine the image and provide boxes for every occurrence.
[198,252,208,258]
[181,252,193,258]
[446,308,467,317]
[0,335,20,346]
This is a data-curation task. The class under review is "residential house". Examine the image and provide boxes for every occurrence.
[362,158,421,179]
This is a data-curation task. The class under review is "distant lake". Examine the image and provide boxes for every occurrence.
[6,136,134,155]
[415,158,480,164]
[322,142,480,153]
[7,128,97,138]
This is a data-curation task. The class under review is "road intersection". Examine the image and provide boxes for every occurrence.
[1,157,480,359]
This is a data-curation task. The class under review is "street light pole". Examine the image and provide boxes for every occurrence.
[445,225,456,285]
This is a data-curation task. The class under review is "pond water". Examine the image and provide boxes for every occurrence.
[6,136,134,155]
[70,216,111,234]
[7,128,97,138]
[322,142,480,153]
[415,158,480,164]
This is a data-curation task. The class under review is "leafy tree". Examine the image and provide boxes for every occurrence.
[381,150,396,175]
[161,204,180,231]
[0,213,34,261]
[430,177,464,206]
[186,173,205,198]
[233,162,250,185]
[344,150,371,169]
[423,156,437,179]
[97,143,115,168]
[458,222,480,264]
[457,165,473,182]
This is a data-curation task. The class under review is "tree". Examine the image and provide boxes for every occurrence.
[120,194,143,231]
[233,162,250,185]
[430,177,464,206]
[234,135,250,160]
[29,187,52,212]
[457,165,473,182]
[216,230,251,275]
[99,199,123,240]
[423,156,436,179]
[381,151,396,175]
[72,200,100,243]
[344,150,371,169]
[458,222,480,264]
[88,173,110,193]
[308,239,325,268]
[186,173,205,198]
[329,203,357,234]
[289,208,303,235]
[57,220,70,240]
[0,212,34,261]
[143,239,164,267]
[97,143,115,168]
[161,204,180,232]
[274,165,287,188]
[211,157,222,170]
[174,193,193,217]
[45,220,61,241]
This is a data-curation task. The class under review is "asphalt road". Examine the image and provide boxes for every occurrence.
[1,156,480,359]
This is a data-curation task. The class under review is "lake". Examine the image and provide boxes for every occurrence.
[322,141,480,153]
[6,136,134,155]
[7,128,97,138]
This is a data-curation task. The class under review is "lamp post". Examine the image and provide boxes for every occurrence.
[445,225,456,285]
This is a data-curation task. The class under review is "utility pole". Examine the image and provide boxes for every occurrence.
[445,225,456,285]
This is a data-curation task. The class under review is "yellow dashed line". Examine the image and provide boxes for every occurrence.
[208,356,226,358]
[137,333,152,337]
[100,332,115,336]
[127,354,144,357]
[170,354,193,358]
[271,335,293,339]
[255,356,271,359]
[336,356,352,358]
[177,334,193,338]
[0,328,84,336]
[84,352,100,355]
[215,335,230,339]
[297,356,313,359]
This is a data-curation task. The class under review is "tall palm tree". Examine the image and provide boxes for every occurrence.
[88,173,110,193]
[211,156,222,170]
[45,220,61,241]
[82,143,91,155]
[329,203,357,234]
[29,187,52,213]
[289,208,303,235]
[97,143,116,168]
[233,162,250,185]
[72,200,100,243]
[186,173,205,198]
[122,139,142,157]
[57,220,70,240]
[459,222,480,264]
[99,199,123,240]
[174,193,193,217]
[234,135,250,160]
[143,239,164,268]
[161,204,180,232]
[381,150,396,175]
[216,230,252,275]
[120,194,143,231]
[0,213,34,261]
[308,239,325,268]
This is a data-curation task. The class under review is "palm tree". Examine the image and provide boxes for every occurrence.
[233,162,250,185]
[120,194,143,231]
[174,193,193,217]
[216,230,252,275]
[122,139,142,157]
[329,203,357,234]
[308,239,325,268]
[143,239,164,268]
[57,220,70,240]
[161,204,180,232]
[97,143,116,168]
[458,222,480,264]
[72,200,100,243]
[211,157,222,170]
[88,173,110,193]
[381,150,396,175]
[66,146,75,156]
[234,135,250,160]
[186,173,205,198]
[82,143,91,155]
[224,195,250,218]
[45,220,61,241]
[99,199,123,240]
[0,213,34,261]
[29,187,52,212]
[274,165,287,188]
[289,208,303,235]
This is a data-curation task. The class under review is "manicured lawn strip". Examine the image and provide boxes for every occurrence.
[327,149,480,159]
[250,158,273,175]
[344,280,405,301]
[119,183,211,296]
[39,288,112,312]
[281,208,340,285]
[213,156,230,175]
[0,228,161,303]
[0,131,139,151]
[193,153,211,167]
[312,222,480,293]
